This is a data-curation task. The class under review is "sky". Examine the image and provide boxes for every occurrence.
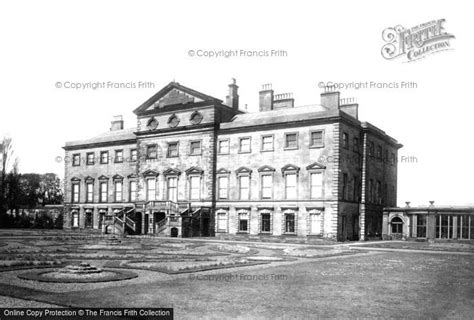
[0,0,472,206]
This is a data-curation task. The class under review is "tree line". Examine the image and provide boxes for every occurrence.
[0,137,63,228]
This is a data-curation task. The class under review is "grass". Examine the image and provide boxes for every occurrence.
[0,229,472,318]
[52,252,473,319]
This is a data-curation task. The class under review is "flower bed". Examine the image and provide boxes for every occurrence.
[18,268,138,283]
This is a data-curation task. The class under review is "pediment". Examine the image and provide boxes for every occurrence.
[133,81,222,115]
[71,176,81,182]
[258,165,276,172]
[216,168,230,175]
[306,162,326,170]
[98,175,109,180]
[163,168,182,176]
[142,169,159,177]
[84,176,95,182]
[112,174,124,180]
[281,164,300,173]
[236,166,252,175]
[185,166,204,175]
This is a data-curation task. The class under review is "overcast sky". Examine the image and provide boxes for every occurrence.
[0,0,472,206]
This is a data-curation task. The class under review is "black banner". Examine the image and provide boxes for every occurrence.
[0,308,173,320]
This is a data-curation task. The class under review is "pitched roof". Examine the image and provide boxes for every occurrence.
[64,128,136,149]
[220,105,337,129]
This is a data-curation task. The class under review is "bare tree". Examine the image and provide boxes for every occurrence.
[0,137,15,216]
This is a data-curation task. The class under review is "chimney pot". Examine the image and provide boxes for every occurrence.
[110,115,124,131]
[225,78,239,110]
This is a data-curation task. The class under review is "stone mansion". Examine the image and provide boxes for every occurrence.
[63,80,402,241]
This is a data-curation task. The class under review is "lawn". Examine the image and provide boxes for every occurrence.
[0,230,472,319]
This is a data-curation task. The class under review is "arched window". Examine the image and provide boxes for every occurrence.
[391,217,403,234]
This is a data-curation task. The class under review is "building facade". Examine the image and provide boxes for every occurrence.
[383,203,474,240]
[63,80,402,241]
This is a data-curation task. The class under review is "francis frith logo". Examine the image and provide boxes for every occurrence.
[381,19,455,62]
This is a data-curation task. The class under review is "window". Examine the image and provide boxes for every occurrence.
[376,146,382,159]
[238,212,249,232]
[147,145,157,159]
[218,139,229,154]
[285,214,295,233]
[384,150,389,163]
[239,137,251,153]
[190,111,203,125]
[217,212,227,232]
[376,180,381,204]
[390,152,396,165]
[129,181,137,202]
[261,175,273,199]
[72,183,80,203]
[146,178,156,201]
[285,173,297,199]
[130,149,138,162]
[72,211,79,228]
[416,215,427,238]
[261,135,274,151]
[342,173,348,200]
[99,181,108,203]
[190,141,201,155]
[353,176,358,202]
[115,181,123,202]
[310,172,323,198]
[72,154,80,166]
[309,211,322,235]
[85,210,93,228]
[189,176,201,200]
[86,152,94,165]
[458,215,470,239]
[342,132,349,149]
[100,151,109,164]
[217,176,228,199]
[368,179,373,203]
[310,130,324,148]
[168,114,180,128]
[284,133,298,149]
[368,142,374,157]
[261,213,271,232]
[391,217,403,234]
[353,137,359,152]
[115,150,123,163]
[114,150,123,163]
[146,117,158,130]
[239,176,250,200]
[167,177,178,202]
[86,182,93,203]
[167,142,179,157]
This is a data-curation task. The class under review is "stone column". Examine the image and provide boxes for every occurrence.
[427,213,437,240]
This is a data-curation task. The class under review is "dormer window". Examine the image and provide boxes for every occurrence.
[146,117,158,130]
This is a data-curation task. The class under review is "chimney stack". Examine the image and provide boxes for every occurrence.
[225,78,239,110]
[259,83,274,111]
[320,85,340,110]
[110,115,124,131]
